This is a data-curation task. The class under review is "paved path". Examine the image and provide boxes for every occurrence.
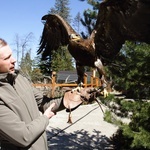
[46,103,118,150]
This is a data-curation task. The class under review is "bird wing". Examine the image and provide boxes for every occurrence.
[37,14,80,60]
[95,0,150,60]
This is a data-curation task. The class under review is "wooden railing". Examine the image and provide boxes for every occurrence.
[33,72,101,97]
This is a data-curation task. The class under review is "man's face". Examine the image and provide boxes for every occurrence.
[0,45,16,73]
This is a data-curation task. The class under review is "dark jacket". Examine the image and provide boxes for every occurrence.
[0,71,65,150]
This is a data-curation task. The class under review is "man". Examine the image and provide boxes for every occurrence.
[0,38,95,150]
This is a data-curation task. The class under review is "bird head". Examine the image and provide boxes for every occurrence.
[69,34,81,41]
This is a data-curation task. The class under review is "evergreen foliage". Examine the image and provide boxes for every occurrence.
[20,52,43,82]
[102,94,150,150]
[108,42,150,99]
[51,46,74,72]
[113,101,150,150]
[50,0,71,23]
[73,12,82,34]
[80,0,100,37]
[20,52,33,79]
[39,0,74,74]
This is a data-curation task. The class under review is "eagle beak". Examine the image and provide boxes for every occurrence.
[70,34,81,41]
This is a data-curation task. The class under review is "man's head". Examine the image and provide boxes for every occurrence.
[0,38,16,73]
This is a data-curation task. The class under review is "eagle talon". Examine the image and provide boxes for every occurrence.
[101,88,108,98]
[97,86,108,98]
[71,87,82,93]
[71,82,83,93]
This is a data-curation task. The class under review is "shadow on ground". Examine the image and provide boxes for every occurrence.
[47,129,114,150]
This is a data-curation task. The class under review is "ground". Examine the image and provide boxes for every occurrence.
[46,103,118,150]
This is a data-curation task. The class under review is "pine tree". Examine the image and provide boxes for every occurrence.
[73,12,82,34]
[79,0,100,37]
[20,51,33,80]
[39,0,74,74]
[109,42,150,99]
[49,0,71,23]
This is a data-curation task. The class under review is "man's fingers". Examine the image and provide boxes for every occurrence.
[50,103,56,112]
[50,102,56,108]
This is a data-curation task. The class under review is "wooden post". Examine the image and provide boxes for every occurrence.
[51,71,56,98]
[95,77,99,87]
[91,76,93,87]
[93,69,96,77]
[84,73,88,87]
[92,69,97,87]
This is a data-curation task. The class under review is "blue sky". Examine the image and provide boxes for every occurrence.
[0,0,91,59]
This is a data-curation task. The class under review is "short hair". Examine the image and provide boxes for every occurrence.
[0,38,7,48]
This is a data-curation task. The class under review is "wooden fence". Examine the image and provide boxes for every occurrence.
[33,71,101,97]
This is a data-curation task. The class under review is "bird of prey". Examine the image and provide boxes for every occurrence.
[38,0,150,95]
[94,0,150,64]
[37,14,106,91]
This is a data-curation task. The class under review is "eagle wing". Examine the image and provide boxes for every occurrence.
[95,0,150,60]
[37,14,80,60]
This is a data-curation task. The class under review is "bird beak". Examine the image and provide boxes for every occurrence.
[70,34,81,41]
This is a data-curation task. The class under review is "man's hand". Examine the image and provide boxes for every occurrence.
[44,103,56,119]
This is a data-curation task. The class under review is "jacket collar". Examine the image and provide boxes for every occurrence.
[0,70,19,85]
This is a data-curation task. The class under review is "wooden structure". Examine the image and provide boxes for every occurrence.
[33,71,101,97]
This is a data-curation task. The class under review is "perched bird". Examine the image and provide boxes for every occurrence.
[94,0,150,64]
[38,0,150,97]
[37,14,107,91]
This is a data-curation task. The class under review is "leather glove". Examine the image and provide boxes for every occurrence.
[79,87,97,103]
[63,87,98,110]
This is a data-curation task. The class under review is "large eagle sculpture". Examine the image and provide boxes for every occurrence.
[37,14,106,90]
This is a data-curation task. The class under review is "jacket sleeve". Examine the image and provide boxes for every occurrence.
[0,100,49,148]
[32,87,65,113]
[40,96,65,113]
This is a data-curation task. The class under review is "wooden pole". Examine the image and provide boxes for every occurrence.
[51,71,56,98]
[84,73,88,87]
